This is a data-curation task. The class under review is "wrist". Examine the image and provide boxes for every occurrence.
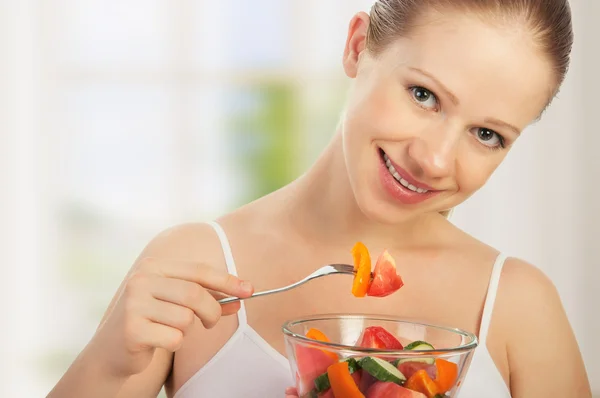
[83,338,131,381]
[86,347,126,381]
[47,343,128,398]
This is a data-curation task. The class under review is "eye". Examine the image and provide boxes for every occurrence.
[409,86,439,111]
[474,128,505,149]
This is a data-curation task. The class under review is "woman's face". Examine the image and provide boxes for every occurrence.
[341,9,555,224]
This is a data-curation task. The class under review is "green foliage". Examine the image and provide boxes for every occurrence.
[229,81,300,204]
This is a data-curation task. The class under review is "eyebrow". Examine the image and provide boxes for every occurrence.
[409,67,460,105]
[409,67,522,136]
[484,117,522,136]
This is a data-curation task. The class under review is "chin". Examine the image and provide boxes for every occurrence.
[353,191,424,225]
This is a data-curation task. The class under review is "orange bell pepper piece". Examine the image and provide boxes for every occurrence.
[305,328,338,361]
[306,328,329,342]
[351,242,371,297]
[327,361,365,398]
[434,358,458,393]
[405,369,440,398]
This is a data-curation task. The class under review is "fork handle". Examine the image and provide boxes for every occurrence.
[217,264,356,304]
[218,272,319,304]
[218,287,286,304]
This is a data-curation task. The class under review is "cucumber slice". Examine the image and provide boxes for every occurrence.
[344,357,361,372]
[358,356,406,384]
[394,357,435,365]
[404,340,435,350]
[393,340,436,365]
[313,358,360,392]
[313,373,329,393]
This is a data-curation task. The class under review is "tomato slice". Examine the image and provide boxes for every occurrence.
[295,344,337,395]
[305,328,338,361]
[367,249,404,297]
[357,326,403,350]
[351,242,372,297]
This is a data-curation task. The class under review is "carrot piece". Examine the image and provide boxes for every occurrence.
[305,328,338,361]
[405,369,440,398]
[351,242,371,297]
[327,361,365,398]
[434,358,458,393]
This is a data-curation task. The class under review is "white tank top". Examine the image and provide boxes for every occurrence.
[173,221,511,398]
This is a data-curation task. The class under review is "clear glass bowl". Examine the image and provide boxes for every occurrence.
[282,314,478,398]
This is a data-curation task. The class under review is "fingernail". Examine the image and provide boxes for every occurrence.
[240,281,253,293]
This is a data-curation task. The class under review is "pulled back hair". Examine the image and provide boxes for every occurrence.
[366,0,574,95]
[365,1,574,219]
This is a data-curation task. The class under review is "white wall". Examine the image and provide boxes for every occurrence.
[580,0,600,387]
[0,1,49,396]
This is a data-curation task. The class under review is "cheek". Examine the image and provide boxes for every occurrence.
[345,80,426,142]
[455,148,505,193]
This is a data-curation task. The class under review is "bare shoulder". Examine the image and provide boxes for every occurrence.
[494,257,591,397]
[136,222,227,267]
[444,225,590,395]
[497,257,557,305]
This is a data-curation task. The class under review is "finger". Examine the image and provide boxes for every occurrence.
[284,386,298,395]
[143,258,254,298]
[221,301,241,316]
[203,289,241,316]
[138,320,184,352]
[142,298,195,332]
[146,277,223,328]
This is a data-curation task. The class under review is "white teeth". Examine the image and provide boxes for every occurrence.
[383,153,429,194]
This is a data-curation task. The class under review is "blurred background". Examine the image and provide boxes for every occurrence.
[1,0,598,396]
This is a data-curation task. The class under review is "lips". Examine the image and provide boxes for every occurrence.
[377,149,441,205]
[383,152,431,193]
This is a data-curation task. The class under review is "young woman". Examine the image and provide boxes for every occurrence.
[49,0,591,397]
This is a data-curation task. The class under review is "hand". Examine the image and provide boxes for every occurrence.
[89,257,254,378]
[285,386,299,397]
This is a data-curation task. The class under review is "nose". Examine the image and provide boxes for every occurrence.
[407,126,459,178]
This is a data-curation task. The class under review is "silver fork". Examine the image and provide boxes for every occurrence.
[217,263,361,304]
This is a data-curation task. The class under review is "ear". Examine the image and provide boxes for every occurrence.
[343,12,370,78]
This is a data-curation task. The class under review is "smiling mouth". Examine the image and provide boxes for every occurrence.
[379,149,431,194]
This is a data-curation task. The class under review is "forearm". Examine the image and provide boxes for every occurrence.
[47,346,128,398]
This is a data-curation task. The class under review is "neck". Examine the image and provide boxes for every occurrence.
[280,130,441,249]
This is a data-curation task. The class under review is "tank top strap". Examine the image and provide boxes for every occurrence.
[478,253,508,346]
[206,220,248,326]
